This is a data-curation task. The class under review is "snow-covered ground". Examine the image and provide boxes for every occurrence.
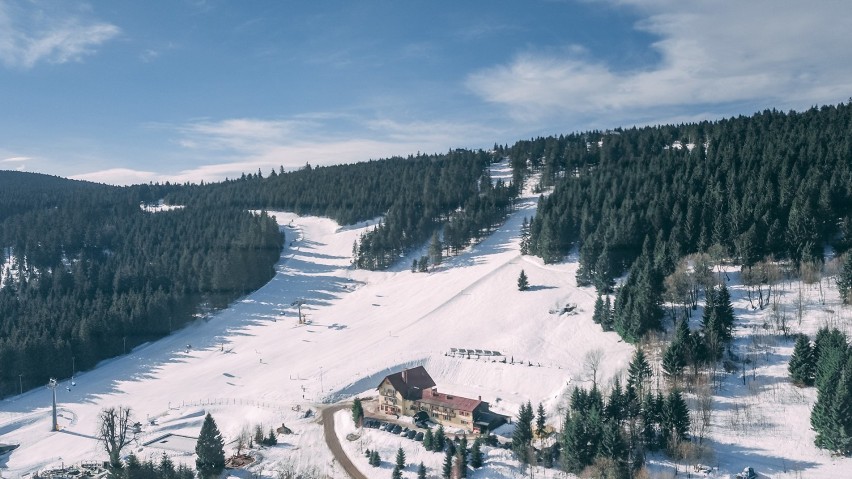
[0,165,632,478]
[2,160,851,478]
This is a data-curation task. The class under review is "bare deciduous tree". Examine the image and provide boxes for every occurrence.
[99,406,132,470]
[583,349,604,389]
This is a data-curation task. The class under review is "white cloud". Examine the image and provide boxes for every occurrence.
[1,156,31,162]
[77,115,502,186]
[0,1,120,69]
[466,0,852,125]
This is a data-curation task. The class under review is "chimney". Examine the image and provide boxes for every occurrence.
[402,369,407,383]
[478,395,481,401]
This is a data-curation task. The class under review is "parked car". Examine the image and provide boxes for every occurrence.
[406,430,417,439]
[380,422,390,431]
[414,432,424,441]
[735,467,757,479]
[391,424,402,434]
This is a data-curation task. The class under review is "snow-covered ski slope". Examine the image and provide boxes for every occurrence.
[4,159,851,478]
[0,164,632,477]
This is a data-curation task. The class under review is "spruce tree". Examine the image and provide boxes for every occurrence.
[593,294,605,325]
[429,231,443,266]
[602,295,614,331]
[512,401,534,461]
[434,425,446,451]
[442,447,453,479]
[266,427,278,446]
[520,217,531,255]
[158,453,175,479]
[470,439,483,468]
[457,435,469,478]
[352,398,364,426]
[627,349,652,399]
[195,413,226,479]
[789,334,815,386]
[663,390,690,450]
[417,462,427,479]
[838,252,852,304]
[392,466,402,479]
[395,447,406,470]
[662,340,686,383]
[518,269,530,291]
[423,428,434,451]
[536,402,547,444]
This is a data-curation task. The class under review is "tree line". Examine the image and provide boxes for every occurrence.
[0,172,283,397]
[514,101,852,342]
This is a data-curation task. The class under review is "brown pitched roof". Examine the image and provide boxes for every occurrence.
[419,388,482,413]
[377,366,436,400]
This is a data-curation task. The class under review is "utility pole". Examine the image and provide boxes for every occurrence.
[48,378,58,431]
[18,374,22,395]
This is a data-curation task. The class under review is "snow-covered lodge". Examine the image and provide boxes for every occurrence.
[376,366,506,433]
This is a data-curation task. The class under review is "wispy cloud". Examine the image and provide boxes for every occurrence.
[466,0,852,126]
[0,1,120,69]
[75,115,501,185]
[1,156,31,162]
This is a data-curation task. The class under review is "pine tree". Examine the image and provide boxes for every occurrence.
[254,424,264,447]
[352,398,364,426]
[124,454,142,479]
[593,246,614,294]
[627,349,652,399]
[813,355,852,454]
[470,439,483,468]
[561,410,589,473]
[520,217,531,255]
[518,269,529,291]
[442,446,453,479]
[839,253,852,304]
[434,425,446,451]
[429,231,443,266]
[602,295,614,331]
[663,390,690,450]
[266,427,278,446]
[423,428,434,451]
[417,462,427,479]
[662,340,686,383]
[392,466,402,479]
[195,413,226,479]
[370,450,381,467]
[158,453,175,479]
[713,283,735,340]
[789,334,816,386]
[536,402,547,444]
[593,294,605,325]
[512,401,534,461]
[395,447,406,470]
[457,435,469,478]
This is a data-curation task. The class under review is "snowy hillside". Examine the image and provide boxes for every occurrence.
[3,161,852,479]
[0,167,632,478]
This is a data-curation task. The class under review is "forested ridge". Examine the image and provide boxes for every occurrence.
[5,101,852,402]
[0,150,514,397]
[166,149,517,270]
[517,102,852,341]
[0,172,283,396]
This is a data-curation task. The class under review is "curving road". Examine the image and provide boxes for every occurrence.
[321,404,369,479]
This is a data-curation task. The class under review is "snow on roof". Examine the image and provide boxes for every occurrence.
[377,366,436,399]
[419,387,482,413]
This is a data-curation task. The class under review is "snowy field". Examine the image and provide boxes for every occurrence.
[2,160,852,478]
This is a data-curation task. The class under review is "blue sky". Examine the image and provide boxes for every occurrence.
[1,0,851,185]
